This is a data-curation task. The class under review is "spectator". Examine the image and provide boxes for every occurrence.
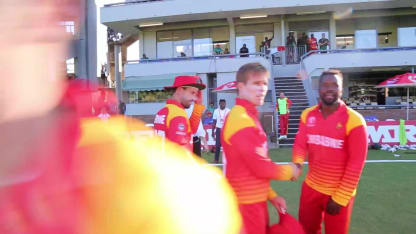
[180,52,187,57]
[307,34,318,51]
[319,33,330,51]
[224,48,230,54]
[118,102,126,115]
[203,111,214,125]
[142,53,149,59]
[214,44,223,55]
[286,32,297,63]
[100,64,107,86]
[239,44,249,57]
[212,99,230,164]
[264,36,274,50]
[207,102,215,114]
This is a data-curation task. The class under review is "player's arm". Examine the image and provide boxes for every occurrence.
[287,98,293,109]
[229,127,296,180]
[292,111,309,168]
[267,187,287,214]
[166,116,190,146]
[189,104,204,134]
[332,114,368,207]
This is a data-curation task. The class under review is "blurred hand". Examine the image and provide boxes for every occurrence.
[326,198,342,215]
[290,163,302,181]
[270,196,287,214]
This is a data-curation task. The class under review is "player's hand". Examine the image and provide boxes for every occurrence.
[195,90,203,105]
[270,196,287,214]
[326,198,342,215]
[289,163,302,181]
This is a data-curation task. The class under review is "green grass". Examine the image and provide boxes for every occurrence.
[201,149,416,233]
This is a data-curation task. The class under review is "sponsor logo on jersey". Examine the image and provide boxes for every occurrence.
[178,123,185,131]
[307,116,316,127]
[336,122,343,129]
[307,134,344,149]
[154,114,166,124]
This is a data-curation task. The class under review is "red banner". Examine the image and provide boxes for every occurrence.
[367,121,416,145]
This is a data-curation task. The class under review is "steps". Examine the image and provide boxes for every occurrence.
[274,77,310,147]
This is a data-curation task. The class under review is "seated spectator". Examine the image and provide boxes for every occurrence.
[142,53,149,59]
[180,52,186,57]
[203,111,214,125]
[224,48,230,54]
[214,44,223,55]
[239,44,249,57]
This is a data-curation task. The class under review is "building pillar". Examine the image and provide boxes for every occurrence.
[281,15,286,46]
[273,21,282,47]
[114,44,122,103]
[330,13,336,50]
[139,30,144,58]
[228,18,236,54]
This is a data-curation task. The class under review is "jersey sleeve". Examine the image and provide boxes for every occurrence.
[229,127,293,180]
[267,186,278,200]
[189,104,204,134]
[292,109,311,164]
[166,116,189,146]
[332,112,368,206]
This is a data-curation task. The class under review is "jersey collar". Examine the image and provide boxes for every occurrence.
[166,99,185,109]
[236,98,258,116]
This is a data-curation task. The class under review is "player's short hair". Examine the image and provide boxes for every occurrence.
[236,63,269,84]
[319,69,343,86]
[219,99,226,103]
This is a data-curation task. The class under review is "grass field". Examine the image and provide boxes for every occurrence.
[201,149,416,234]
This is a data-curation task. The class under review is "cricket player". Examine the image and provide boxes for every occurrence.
[292,70,368,234]
[221,63,301,234]
[276,92,292,140]
[154,75,205,152]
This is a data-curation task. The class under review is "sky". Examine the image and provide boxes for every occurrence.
[95,0,140,75]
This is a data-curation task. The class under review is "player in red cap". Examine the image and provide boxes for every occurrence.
[221,63,301,234]
[154,75,206,152]
[292,70,368,234]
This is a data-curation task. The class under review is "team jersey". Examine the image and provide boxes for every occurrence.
[221,98,294,204]
[292,102,368,206]
[154,99,204,151]
[276,97,292,115]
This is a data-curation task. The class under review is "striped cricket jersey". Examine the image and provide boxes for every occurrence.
[221,98,294,204]
[292,101,368,206]
[154,99,204,152]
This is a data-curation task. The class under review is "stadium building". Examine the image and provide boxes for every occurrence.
[100,0,416,146]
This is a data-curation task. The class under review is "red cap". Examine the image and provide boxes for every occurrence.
[164,75,206,90]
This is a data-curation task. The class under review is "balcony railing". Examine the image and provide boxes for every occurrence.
[126,52,266,64]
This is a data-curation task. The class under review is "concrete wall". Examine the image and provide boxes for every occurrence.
[101,0,408,25]
[125,56,271,77]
